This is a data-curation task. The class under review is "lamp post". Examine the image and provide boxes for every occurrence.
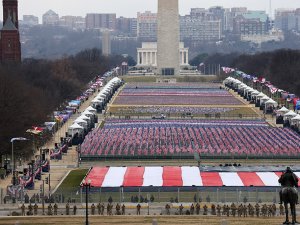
[82,179,91,225]
[10,137,28,185]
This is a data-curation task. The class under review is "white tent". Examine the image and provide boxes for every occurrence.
[277,106,289,113]
[75,118,87,124]
[291,115,300,121]
[261,96,270,101]
[284,110,297,117]
[256,92,265,98]
[69,123,84,130]
[86,106,96,112]
[265,99,278,107]
[79,114,90,121]
[91,99,101,103]
[68,123,84,137]
[251,91,260,96]
[82,110,94,117]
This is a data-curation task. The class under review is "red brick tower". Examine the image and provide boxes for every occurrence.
[0,0,21,62]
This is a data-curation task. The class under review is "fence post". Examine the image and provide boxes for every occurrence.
[177,188,180,203]
[80,188,82,204]
[99,188,101,202]
[217,188,219,203]
[0,188,2,204]
[158,188,160,203]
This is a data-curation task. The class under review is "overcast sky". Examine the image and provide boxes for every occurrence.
[11,0,300,20]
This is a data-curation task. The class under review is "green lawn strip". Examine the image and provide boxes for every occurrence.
[56,169,88,191]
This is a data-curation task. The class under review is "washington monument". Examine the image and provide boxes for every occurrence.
[157,0,180,76]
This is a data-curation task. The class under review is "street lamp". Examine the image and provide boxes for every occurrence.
[10,137,28,185]
[82,178,92,225]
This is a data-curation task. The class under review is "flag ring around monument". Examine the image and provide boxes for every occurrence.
[81,166,300,188]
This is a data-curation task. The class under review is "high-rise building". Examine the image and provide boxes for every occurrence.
[0,0,21,62]
[233,11,269,36]
[157,0,180,76]
[102,30,111,56]
[180,9,222,41]
[42,10,59,26]
[275,9,297,31]
[59,16,85,30]
[85,13,116,30]
[137,11,157,41]
[23,15,39,26]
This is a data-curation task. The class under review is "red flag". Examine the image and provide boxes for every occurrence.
[26,126,44,135]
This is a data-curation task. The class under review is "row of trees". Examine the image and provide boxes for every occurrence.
[190,49,300,97]
[0,49,127,161]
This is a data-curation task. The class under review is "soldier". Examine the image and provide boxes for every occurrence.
[137,203,141,215]
[216,204,221,217]
[226,205,230,217]
[279,204,284,216]
[203,204,208,215]
[249,204,255,217]
[73,205,77,215]
[211,204,216,215]
[97,202,101,215]
[116,203,121,215]
[107,203,110,215]
[28,203,33,216]
[179,204,184,215]
[261,204,267,217]
[101,203,105,215]
[222,204,226,216]
[91,203,95,215]
[255,203,260,217]
[53,203,58,215]
[267,205,272,217]
[21,203,25,216]
[66,203,70,215]
[238,204,243,217]
[48,203,53,216]
[33,203,38,215]
[121,204,126,215]
[165,203,170,215]
[190,204,195,215]
[231,203,237,217]
[195,202,200,215]
[243,204,247,217]
[272,203,277,217]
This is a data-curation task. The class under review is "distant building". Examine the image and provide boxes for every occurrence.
[209,6,226,32]
[59,16,85,30]
[241,28,284,44]
[137,11,157,41]
[137,42,189,67]
[180,8,222,41]
[22,15,39,26]
[43,10,59,26]
[0,0,21,62]
[274,9,300,31]
[102,30,111,56]
[233,11,269,36]
[85,13,116,30]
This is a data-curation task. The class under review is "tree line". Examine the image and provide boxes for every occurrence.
[191,49,300,96]
[0,49,126,161]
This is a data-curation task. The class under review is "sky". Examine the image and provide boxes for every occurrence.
[8,0,300,20]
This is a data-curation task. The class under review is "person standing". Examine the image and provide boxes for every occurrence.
[66,203,70,215]
[33,203,38,216]
[53,203,58,215]
[21,203,25,216]
[179,204,184,215]
[137,204,141,215]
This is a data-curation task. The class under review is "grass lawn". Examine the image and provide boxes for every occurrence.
[0,215,285,225]
[56,169,88,191]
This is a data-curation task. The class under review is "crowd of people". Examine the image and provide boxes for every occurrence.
[19,202,284,217]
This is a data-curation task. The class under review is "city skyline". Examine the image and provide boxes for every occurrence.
[4,0,300,21]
